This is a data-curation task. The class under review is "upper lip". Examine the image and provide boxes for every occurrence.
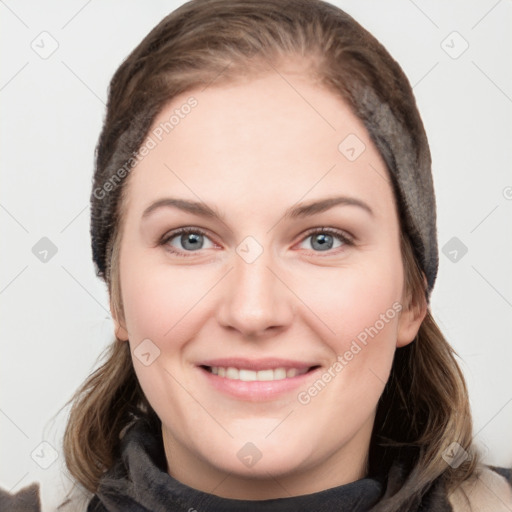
[197,358,319,371]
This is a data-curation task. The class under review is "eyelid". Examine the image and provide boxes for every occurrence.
[299,226,354,244]
[160,226,213,244]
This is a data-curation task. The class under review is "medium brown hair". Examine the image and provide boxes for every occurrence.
[65,1,480,509]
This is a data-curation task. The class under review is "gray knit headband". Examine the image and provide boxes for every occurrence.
[356,87,438,294]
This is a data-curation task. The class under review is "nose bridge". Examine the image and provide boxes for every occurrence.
[216,239,294,336]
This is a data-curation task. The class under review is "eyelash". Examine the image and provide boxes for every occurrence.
[159,226,354,258]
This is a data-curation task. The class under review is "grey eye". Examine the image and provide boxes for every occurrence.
[298,232,345,252]
[168,231,215,252]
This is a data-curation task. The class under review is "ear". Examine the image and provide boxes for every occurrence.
[396,278,428,348]
[110,298,129,341]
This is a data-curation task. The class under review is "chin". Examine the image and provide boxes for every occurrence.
[204,435,316,477]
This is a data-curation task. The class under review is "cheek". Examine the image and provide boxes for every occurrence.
[119,258,207,422]
[299,252,404,342]
[120,255,214,341]
[293,254,403,406]
[295,301,400,432]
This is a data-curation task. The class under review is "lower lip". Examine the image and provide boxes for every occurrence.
[197,366,320,401]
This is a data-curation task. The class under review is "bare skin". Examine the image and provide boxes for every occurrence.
[112,63,426,499]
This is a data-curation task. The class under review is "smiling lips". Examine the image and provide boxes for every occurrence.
[197,358,320,400]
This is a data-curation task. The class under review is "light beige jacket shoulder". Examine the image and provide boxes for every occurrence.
[449,466,512,512]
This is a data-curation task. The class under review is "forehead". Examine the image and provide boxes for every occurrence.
[122,71,395,223]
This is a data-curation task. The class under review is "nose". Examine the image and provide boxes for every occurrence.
[216,245,295,338]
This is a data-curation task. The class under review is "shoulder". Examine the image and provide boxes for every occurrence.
[0,481,89,512]
[448,465,512,512]
[0,483,41,512]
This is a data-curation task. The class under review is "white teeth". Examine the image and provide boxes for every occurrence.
[257,369,274,381]
[239,369,257,381]
[273,368,287,380]
[208,366,309,381]
[226,367,239,379]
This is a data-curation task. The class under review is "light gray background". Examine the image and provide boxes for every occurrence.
[1,0,511,509]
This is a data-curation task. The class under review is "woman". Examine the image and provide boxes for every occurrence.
[2,0,510,510]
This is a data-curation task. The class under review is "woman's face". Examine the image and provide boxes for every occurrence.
[113,66,424,498]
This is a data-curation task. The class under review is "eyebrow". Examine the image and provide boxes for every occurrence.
[141,195,374,221]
